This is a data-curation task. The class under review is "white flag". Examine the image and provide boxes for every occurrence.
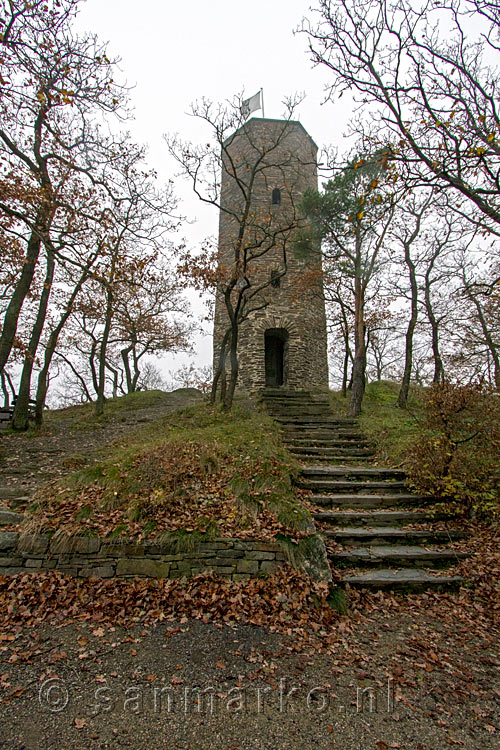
[241,90,262,120]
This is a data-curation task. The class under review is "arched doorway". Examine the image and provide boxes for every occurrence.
[265,328,288,387]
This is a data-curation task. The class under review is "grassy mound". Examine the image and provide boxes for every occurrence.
[46,388,204,427]
[358,381,424,465]
[330,380,424,465]
[24,400,312,542]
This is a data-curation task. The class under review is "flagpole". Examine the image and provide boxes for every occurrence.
[260,88,265,118]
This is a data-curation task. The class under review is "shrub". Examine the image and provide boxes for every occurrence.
[406,383,500,518]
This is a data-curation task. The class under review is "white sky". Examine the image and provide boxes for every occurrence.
[75,0,353,379]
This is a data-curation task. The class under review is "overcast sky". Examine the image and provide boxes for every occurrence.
[75,0,353,379]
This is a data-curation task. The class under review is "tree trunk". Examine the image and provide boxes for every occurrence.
[121,345,135,393]
[341,348,350,398]
[95,285,114,417]
[12,250,55,430]
[56,352,93,403]
[424,274,444,384]
[1,373,9,407]
[131,347,141,392]
[340,318,352,399]
[34,263,93,425]
[211,329,231,405]
[398,244,418,409]
[430,319,444,384]
[349,264,366,418]
[223,322,239,411]
[469,292,500,389]
[1,370,15,407]
[220,370,227,404]
[349,348,366,417]
[89,342,99,397]
[0,227,43,375]
[106,362,119,399]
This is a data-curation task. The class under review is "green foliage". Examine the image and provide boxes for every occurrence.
[49,389,200,427]
[49,390,153,420]
[327,587,349,615]
[332,380,500,520]
[298,150,393,254]
[158,525,220,554]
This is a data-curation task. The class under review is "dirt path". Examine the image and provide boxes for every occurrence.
[0,605,498,750]
[0,390,203,510]
[1,390,499,748]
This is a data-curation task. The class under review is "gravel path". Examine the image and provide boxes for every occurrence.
[0,607,498,750]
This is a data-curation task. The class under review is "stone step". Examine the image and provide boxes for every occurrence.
[284,432,367,443]
[276,417,358,426]
[278,416,356,423]
[289,446,374,455]
[0,508,24,525]
[294,455,375,464]
[287,445,375,456]
[313,510,447,526]
[284,437,372,448]
[290,452,375,461]
[266,401,331,409]
[330,545,466,569]
[271,413,333,420]
[313,494,431,509]
[282,424,364,432]
[261,389,328,397]
[298,480,408,493]
[269,414,333,420]
[261,390,314,399]
[264,401,331,410]
[0,487,30,500]
[301,465,406,479]
[341,569,464,592]
[325,527,467,545]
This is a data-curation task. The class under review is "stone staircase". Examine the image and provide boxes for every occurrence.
[261,388,466,592]
[0,487,26,530]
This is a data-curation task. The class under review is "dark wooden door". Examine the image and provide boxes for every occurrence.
[265,333,284,386]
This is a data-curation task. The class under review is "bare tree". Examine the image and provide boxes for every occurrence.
[0,0,128,379]
[303,0,500,233]
[167,96,314,410]
[455,254,500,388]
[114,271,192,395]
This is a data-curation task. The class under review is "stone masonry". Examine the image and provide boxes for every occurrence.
[0,532,287,581]
[213,117,329,394]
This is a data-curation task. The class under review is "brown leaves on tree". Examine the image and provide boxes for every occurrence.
[406,383,500,517]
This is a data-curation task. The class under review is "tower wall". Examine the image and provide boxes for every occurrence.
[213,118,329,393]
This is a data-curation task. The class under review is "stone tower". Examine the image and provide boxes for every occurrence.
[213,117,329,393]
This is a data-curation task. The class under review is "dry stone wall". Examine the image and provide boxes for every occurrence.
[0,532,288,581]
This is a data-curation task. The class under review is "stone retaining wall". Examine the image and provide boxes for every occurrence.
[0,531,289,581]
